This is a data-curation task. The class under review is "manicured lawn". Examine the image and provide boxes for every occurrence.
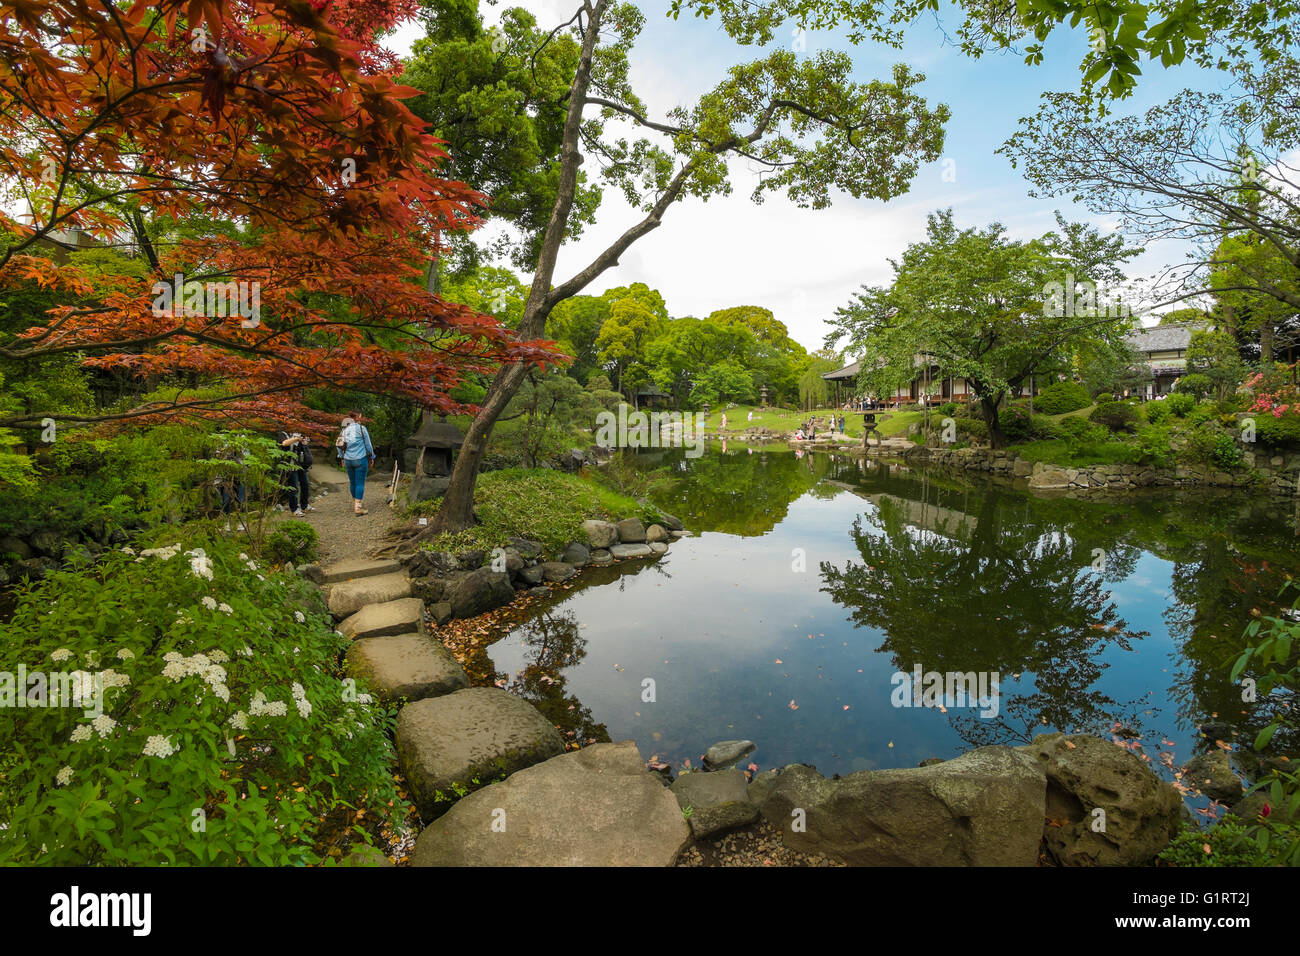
[1013,439,1137,467]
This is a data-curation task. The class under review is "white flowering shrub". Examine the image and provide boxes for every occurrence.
[0,537,401,864]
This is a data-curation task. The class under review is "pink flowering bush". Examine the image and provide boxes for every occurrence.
[0,537,401,865]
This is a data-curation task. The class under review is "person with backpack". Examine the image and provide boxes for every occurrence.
[276,426,314,517]
[338,410,375,515]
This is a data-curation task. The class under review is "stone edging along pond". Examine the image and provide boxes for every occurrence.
[850,441,1300,495]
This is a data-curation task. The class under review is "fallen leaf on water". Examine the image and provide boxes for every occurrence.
[788,700,798,710]
[842,705,850,711]
[774,658,783,664]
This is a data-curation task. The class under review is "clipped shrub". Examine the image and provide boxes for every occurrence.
[1089,401,1140,433]
[264,521,319,566]
[997,405,1033,441]
[955,417,988,440]
[1057,415,1107,443]
[1166,392,1196,417]
[1144,401,1170,424]
[1093,392,1114,404]
[936,402,958,418]
[0,537,402,865]
[1033,380,1091,415]
[1174,373,1214,400]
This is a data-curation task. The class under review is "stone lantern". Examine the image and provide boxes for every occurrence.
[405,416,464,502]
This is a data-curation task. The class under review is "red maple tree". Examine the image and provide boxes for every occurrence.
[0,0,558,438]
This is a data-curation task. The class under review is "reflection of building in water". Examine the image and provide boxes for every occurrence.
[865,493,977,543]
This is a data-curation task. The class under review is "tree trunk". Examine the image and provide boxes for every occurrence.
[1261,318,1274,364]
[979,393,1006,449]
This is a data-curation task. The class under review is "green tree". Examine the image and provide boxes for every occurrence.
[428,0,949,533]
[827,209,1139,447]
[1186,328,1245,400]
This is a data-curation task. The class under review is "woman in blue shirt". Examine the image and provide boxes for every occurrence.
[340,410,375,515]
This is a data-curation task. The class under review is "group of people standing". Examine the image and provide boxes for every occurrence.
[794,414,847,441]
[210,410,377,523]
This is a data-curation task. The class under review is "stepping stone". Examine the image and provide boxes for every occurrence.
[610,543,653,560]
[338,597,426,640]
[411,741,691,867]
[319,557,404,585]
[345,633,468,704]
[396,687,565,820]
[327,571,412,618]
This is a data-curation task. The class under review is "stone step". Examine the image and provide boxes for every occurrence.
[410,741,690,866]
[320,557,404,585]
[327,571,412,619]
[395,687,565,821]
[338,597,426,640]
[345,633,467,705]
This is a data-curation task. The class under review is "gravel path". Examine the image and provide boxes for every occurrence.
[269,465,405,566]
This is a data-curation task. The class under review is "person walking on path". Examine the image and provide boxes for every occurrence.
[276,426,314,516]
[339,410,375,515]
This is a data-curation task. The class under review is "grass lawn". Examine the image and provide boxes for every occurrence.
[1013,438,1137,467]
[409,468,660,555]
[697,404,927,440]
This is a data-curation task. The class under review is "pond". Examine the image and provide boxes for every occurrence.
[483,445,1300,797]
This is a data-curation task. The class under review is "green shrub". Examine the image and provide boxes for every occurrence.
[1093,392,1114,404]
[1253,413,1300,449]
[1157,818,1273,867]
[264,521,319,566]
[955,418,988,439]
[1057,415,1106,443]
[998,406,1033,441]
[1144,401,1170,424]
[1089,401,1140,433]
[1134,425,1172,468]
[935,402,958,418]
[1166,392,1196,417]
[1175,373,1214,400]
[0,537,402,865]
[1181,428,1244,469]
[1033,380,1091,415]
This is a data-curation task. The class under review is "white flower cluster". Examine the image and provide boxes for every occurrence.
[160,651,228,700]
[50,648,72,662]
[116,648,135,661]
[245,559,258,571]
[56,766,74,786]
[91,714,117,738]
[187,548,214,581]
[120,546,137,556]
[99,669,130,689]
[249,690,287,717]
[70,725,92,743]
[143,735,176,758]
[291,682,311,719]
[229,711,249,731]
[293,611,306,624]
[137,545,181,562]
[201,596,217,610]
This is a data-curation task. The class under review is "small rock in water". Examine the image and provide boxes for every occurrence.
[704,739,756,769]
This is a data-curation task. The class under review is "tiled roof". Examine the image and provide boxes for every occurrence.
[1124,321,1204,353]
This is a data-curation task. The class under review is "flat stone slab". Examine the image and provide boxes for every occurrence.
[411,741,691,866]
[396,687,565,820]
[327,571,412,618]
[704,739,755,769]
[320,557,404,585]
[339,597,426,640]
[610,543,653,560]
[345,632,468,704]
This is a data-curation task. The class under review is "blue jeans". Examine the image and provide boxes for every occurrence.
[218,481,245,515]
[344,458,369,501]
[283,469,309,512]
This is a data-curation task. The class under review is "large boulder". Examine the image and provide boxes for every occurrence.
[410,741,690,866]
[756,747,1045,866]
[345,633,468,704]
[447,566,515,619]
[610,543,653,560]
[540,561,577,583]
[319,557,403,584]
[645,524,668,543]
[409,475,451,503]
[561,542,590,567]
[1017,732,1183,866]
[615,518,647,543]
[396,687,565,820]
[671,769,758,837]
[326,571,412,619]
[582,520,619,549]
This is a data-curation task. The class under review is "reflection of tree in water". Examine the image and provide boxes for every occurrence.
[499,607,611,747]
[644,447,825,535]
[820,486,1150,748]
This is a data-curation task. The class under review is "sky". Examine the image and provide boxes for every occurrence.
[382,1,1240,355]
